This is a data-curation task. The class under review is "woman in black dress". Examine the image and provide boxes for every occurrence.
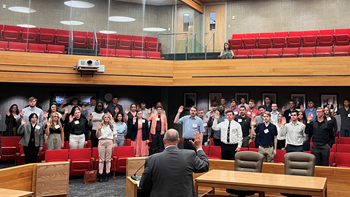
[124,103,137,139]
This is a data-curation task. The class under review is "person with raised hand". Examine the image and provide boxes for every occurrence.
[88,102,104,147]
[333,98,350,137]
[96,114,116,182]
[5,104,20,136]
[18,97,44,124]
[104,95,124,116]
[114,113,127,146]
[17,113,45,164]
[45,112,64,150]
[148,105,168,154]
[273,113,287,150]
[174,105,205,150]
[68,107,89,149]
[131,109,149,156]
[124,103,137,139]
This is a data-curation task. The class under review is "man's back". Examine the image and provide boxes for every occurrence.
[140,146,209,197]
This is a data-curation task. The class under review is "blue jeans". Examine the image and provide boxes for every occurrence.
[340,129,350,137]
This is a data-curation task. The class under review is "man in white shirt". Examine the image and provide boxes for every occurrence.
[212,110,243,160]
[140,102,149,119]
[270,103,279,124]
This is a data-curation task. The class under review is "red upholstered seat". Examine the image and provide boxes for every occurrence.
[265,48,282,58]
[56,29,70,47]
[333,45,350,56]
[0,41,8,51]
[28,43,46,53]
[2,25,21,42]
[132,36,146,51]
[335,153,350,168]
[243,33,259,49]
[1,136,21,161]
[334,28,350,46]
[337,144,350,153]
[47,44,65,54]
[69,148,92,176]
[272,32,288,48]
[45,149,69,162]
[318,29,334,46]
[240,148,248,152]
[248,140,255,149]
[116,49,131,58]
[329,152,335,167]
[339,137,350,144]
[228,34,245,49]
[145,37,161,51]
[249,148,258,152]
[39,28,56,44]
[298,47,315,57]
[147,51,163,60]
[274,149,286,163]
[250,49,267,58]
[335,137,339,144]
[281,48,299,58]
[202,146,210,155]
[315,46,332,57]
[125,139,131,146]
[303,30,318,47]
[234,49,251,59]
[258,32,273,48]
[330,144,337,153]
[87,32,102,49]
[100,48,115,57]
[117,34,132,50]
[131,50,146,59]
[16,145,42,165]
[73,31,87,48]
[21,27,39,43]
[102,34,117,49]
[0,24,3,39]
[113,146,134,178]
[8,42,27,52]
[287,31,303,47]
[207,146,221,159]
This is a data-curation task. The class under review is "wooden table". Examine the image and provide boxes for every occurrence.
[0,188,34,197]
[195,170,327,197]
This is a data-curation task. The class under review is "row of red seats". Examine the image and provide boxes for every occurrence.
[0,41,65,54]
[0,24,161,51]
[229,29,350,49]
[100,48,164,60]
[228,46,350,59]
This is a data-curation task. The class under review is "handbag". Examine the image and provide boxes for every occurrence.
[83,159,97,184]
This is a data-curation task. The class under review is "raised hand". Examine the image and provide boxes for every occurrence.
[333,103,337,110]
[125,108,129,115]
[178,106,184,114]
[104,102,108,109]
[69,115,73,123]
[210,111,214,118]
[62,99,67,105]
[257,100,262,107]
[215,111,220,119]
[137,105,140,109]
[110,116,115,124]
[64,108,69,114]
[251,112,256,119]
[300,105,304,110]
[148,108,152,114]
[46,119,51,127]
[19,109,24,117]
[282,117,286,125]
[21,118,26,125]
[6,110,10,116]
[201,107,205,112]
[82,105,86,112]
[251,117,257,127]
[282,106,286,113]
[133,117,136,124]
[43,111,48,120]
[190,132,203,150]
[97,122,102,130]
[89,113,93,121]
[307,113,313,122]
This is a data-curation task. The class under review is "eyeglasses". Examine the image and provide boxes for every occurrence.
[54,116,59,118]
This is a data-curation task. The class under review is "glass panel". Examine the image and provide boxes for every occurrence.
[210,12,216,31]
[183,14,189,32]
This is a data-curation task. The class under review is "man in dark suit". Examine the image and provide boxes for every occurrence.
[139,129,209,197]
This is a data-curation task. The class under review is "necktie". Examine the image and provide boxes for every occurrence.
[227,121,231,143]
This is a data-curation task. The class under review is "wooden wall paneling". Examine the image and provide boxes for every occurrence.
[0,164,34,192]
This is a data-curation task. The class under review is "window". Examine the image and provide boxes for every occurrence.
[183,14,190,32]
[210,12,216,31]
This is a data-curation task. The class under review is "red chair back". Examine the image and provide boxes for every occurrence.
[47,44,65,54]
[337,144,350,153]
[45,149,69,162]
[0,41,8,51]
[339,137,350,144]
[8,42,27,52]
[28,43,47,53]
[248,140,255,149]
[335,153,350,168]
[114,146,135,158]
[208,146,221,159]
[274,149,286,163]
[202,146,210,155]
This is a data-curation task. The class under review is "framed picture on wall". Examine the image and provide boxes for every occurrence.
[291,93,306,109]
[184,93,196,110]
[208,93,222,111]
[235,93,249,105]
[320,94,338,109]
[262,93,277,105]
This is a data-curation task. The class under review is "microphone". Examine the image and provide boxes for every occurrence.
[131,163,145,181]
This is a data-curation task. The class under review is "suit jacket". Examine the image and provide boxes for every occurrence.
[139,146,209,197]
[17,122,45,147]
[148,113,168,135]
[130,118,149,141]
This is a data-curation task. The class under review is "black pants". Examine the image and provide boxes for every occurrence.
[221,143,238,160]
[23,141,39,164]
[184,139,196,151]
[151,131,164,154]
[202,135,208,145]
[213,138,222,146]
[286,144,304,153]
[311,144,330,166]
[277,139,286,150]
[91,130,99,148]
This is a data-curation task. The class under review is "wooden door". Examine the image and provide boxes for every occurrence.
[205,4,225,52]
[174,7,193,53]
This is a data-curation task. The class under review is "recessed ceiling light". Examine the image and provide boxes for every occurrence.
[17,24,36,28]
[143,27,167,32]
[99,30,117,34]
[8,6,36,13]
[109,16,136,22]
[60,20,84,25]
[64,1,95,8]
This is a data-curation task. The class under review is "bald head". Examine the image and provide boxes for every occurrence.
[164,129,180,146]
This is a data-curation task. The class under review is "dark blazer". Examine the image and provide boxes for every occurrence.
[130,118,149,141]
[17,122,45,147]
[139,146,209,197]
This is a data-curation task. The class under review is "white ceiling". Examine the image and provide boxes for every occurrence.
[115,0,181,6]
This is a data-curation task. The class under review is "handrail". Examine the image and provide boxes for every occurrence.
[185,33,197,60]
[157,33,188,53]
[69,26,73,55]
[204,32,215,60]
[93,28,98,56]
